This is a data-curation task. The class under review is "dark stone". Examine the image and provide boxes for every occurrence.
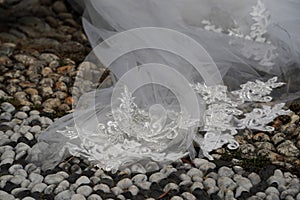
[17,137,30,145]
[158,178,169,188]
[259,165,276,181]
[150,189,164,199]
[192,188,210,200]
[41,166,62,176]
[179,184,190,193]
[167,172,182,184]
[132,194,145,200]
[97,191,115,199]
[138,189,151,198]
[31,192,44,199]
[250,181,269,194]
[150,182,162,191]
[52,1,67,13]
[15,190,31,199]
[112,173,131,182]
[29,119,42,126]
[168,189,180,197]
[213,159,232,170]
[0,123,12,131]
[66,173,81,184]
[237,191,251,200]
[81,169,94,177]
[99,178,114,188]
[41,193,55,200]
[3,181,19,192]
[78,161,89,169]
[211,193,222,200]
[5,141,17,148]
[13,158,28,167]
[122,191,133,199]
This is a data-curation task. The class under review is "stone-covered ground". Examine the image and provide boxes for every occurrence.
[1,0,300,199]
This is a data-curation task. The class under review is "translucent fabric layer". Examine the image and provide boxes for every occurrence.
[27,0,300,172]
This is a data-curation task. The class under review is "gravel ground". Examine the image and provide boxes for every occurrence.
[1,0,300,200]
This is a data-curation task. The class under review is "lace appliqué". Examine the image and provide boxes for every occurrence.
[202,0,277,66]
[57,77,289,170]
[58,86,197,173]
[191,77,290,159]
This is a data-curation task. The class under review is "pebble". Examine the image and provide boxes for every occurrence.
[0,112,12,121]
[277,140,300,157]
[164,182,179,192]
[14,54,36,66]
[149,172,166,183]
[171,196,184,200]
[248,172,261,185]
[179,173,192,182]
[23,197,35,200]
[11,187,29,196]
[15,168,27,177]
[55,190,74,200]
[1,102,15,113]
[29,125,41,134]
[54,180,70,194]
[111,186,123,196]
[14,111,28,119]
[128,185,139,195]
[71,194,86,200]
[93,183,110,193]
[266,193,280,200]
[160,165,177,176]
[132,174,147,183]
[76,176,90,185]
[8,164,23,174]
[116,178,133,189]
[21,179,31,188]
[87,194,102,200]
[1,149,15,159]
[29,173,44,183]
[217,177,237,190]
[31,182,47,193]
[76,185,93,197]
[10,175,26,184]
[44,174,64,184]
[136,181,151,190]
[181,192,196,200]
[218,166,235,177]
[0,190,15,200]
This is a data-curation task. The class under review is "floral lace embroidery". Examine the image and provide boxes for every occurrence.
[201,0,277,66]
[191,77,290,159]
[58,77,290,171]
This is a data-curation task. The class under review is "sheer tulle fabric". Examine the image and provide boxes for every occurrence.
[27,0,300,172]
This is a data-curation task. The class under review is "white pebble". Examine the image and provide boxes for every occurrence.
[44,174,64,185]
[10,175,26,185]
[93,184,110,193]
[132,174,147,184]
[76,176,90,185]
[111,187,123,196]
[76,185,93,197]
[14,111,28,119]
[116,178,133,189]
[31,183,47,193]
[248,172,261,185]
[87,194,102,200]
[128,185,139,195]
[71,194,86,200]
[218,166,234,177]
[55,190,74,200]
[181,192,196,200]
